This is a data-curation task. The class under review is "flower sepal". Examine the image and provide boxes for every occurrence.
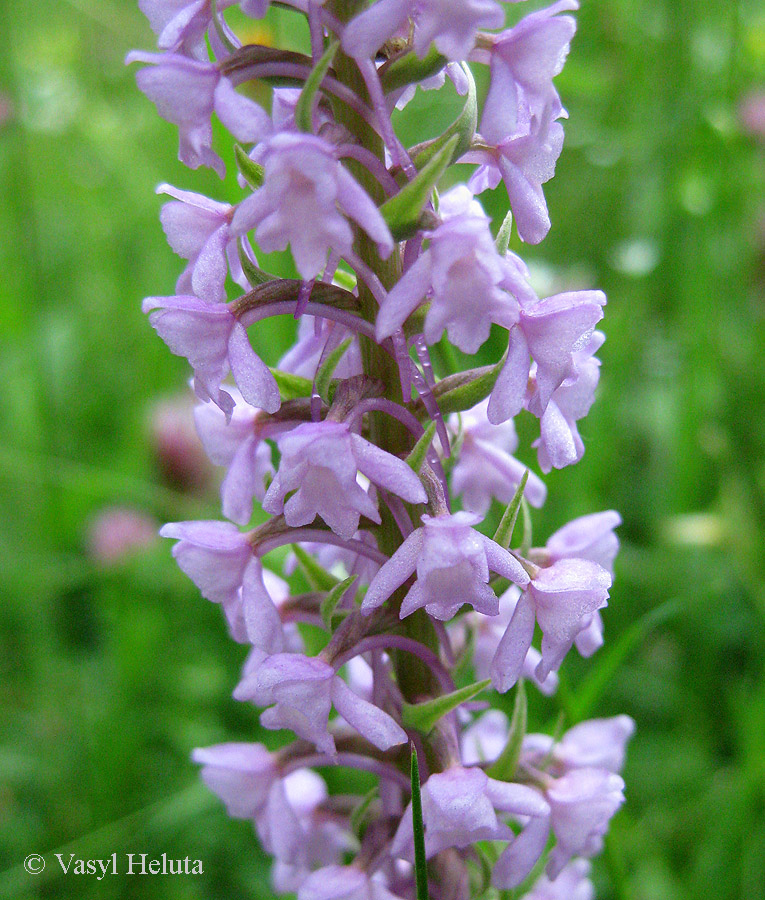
[379,135,459,240]
[401,679,491,733]
[379,45,447,94]
[415,353,507,418]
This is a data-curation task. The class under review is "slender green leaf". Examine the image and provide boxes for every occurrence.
[320,575,357,629]
[539,710,567,769]
[402,680,491,733]
[350,785,379,836]
[292,544,340,592]
[411,745,429,900]
[487,680,527,781]
[238,242,274,287]
[450,626,475,684]
[380,46,446,93]
[269,368,313,400]
[520,495,533,558]
[427,351,506,416]
[316,337,352,404]
[379,135,459,241]
[295,40,338,133]
[472,844,496,898]
[235,144,265,189]
[406,422,437,474]
[493,470,529,549]
[332,267,357,291]
[495,210,513,255]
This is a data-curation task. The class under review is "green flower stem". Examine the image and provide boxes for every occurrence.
[328,1,441,705]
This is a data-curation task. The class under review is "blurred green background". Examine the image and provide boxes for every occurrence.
[1,0,764,898]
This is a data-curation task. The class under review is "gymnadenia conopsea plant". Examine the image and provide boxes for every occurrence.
[130,1,633,897]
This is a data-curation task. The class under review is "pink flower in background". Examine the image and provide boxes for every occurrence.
[450,399,547,515]
[739,90,765,141]
[157,184,248,302]
[375,190,522,353]
[482,0,578,139]
[488,289,606,424]
[546,509,622,573]
[160,520,285,649]
[491,557,611,691]
[191,741,278,818]
[523,715,636,776]
[278,317,362,381]
[256,769,352,881]
[392,766,551,888]
[543,509,621,654]
[533,331,605,471]
[522,859,595,900]
[459,586,560,695]
[545,768,625,877]
[298,865,406,900]
[139,0,240,60]
[87,508,158,562]
[193,388,275,524]
[471,101,566,244]
[150,394,213,492]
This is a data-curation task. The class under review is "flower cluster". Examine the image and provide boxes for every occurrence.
[131,2,632,897]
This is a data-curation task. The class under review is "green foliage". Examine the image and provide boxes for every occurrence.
[379,135,459,240]
[425,354,506,416]
[487,681,527,781]
[292,544,340,591]
[380,46,446,94]
[269,368,313,400]
[294,40,338,133]
[315,336,353,404]
[493,470,529,549]
[495,210,513,256]
[410,745,429,900]
[406,421,437,473]
[320,575,357,629]
[234,144,265,189]
[402,679,491,733]
[238,241,273,286]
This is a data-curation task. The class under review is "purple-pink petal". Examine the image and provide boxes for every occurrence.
[487,326,531,424]
[330,676,407,751]
[191,741,276,818]
[375,251,433,341]
[341,0,411,60]
[242,559,285,654]
[227,321,281,413]
[362,529,424,613]
[350,434,427,505]
[490,589,536,693]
